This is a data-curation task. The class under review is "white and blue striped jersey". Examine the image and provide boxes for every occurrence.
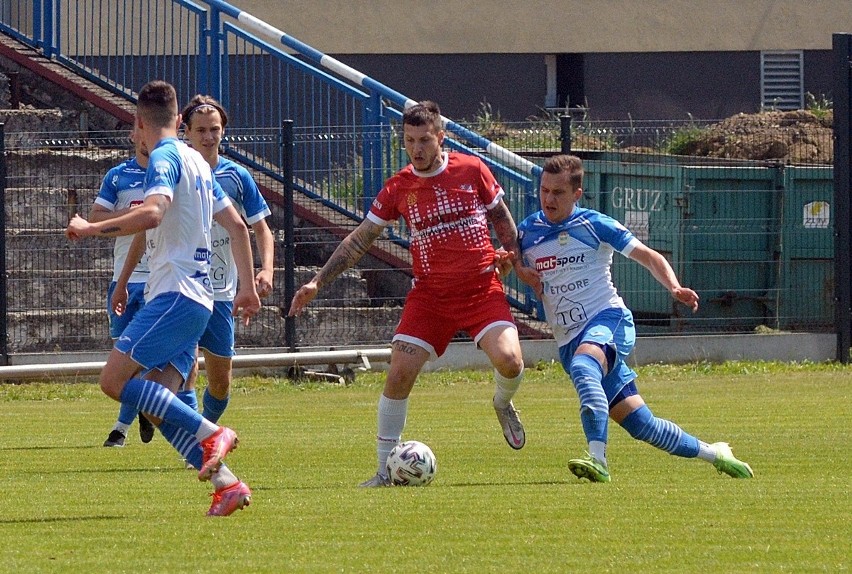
[209,157,271,301]
[94,157,150,283]
[518,206,641,348]
[142,137,231,310]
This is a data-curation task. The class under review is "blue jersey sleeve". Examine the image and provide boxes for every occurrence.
[235,165,270,224]
[145,144,182,199]
[589,211,636,253]
[95,164,122,208]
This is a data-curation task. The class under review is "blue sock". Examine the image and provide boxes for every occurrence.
[116,401,137,426]
[569,353,609,444]
[177,389,199,412]
[619,405,700,458]
[158,421,203,469]
[202,387,230,424]
[119,378,203,435]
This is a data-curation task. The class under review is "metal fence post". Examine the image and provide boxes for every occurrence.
[560,114,572,154]
[282,120,296,351]
[0,123,7,366]
[833,33,852,363]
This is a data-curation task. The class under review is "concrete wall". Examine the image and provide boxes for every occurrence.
[235,1,852,53]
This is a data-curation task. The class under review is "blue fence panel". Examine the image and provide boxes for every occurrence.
[52,0,209,105]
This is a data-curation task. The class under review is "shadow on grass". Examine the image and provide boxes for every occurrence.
[0,515,125,524]
[0,445,106,451]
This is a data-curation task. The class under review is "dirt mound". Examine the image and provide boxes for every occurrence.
[680,110,833,164]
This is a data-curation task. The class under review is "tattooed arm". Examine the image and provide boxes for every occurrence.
[287,218,385,316]
[66,195,169,240]
[487,199,521,262]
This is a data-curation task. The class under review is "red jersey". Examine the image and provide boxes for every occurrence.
[367,152,504,283]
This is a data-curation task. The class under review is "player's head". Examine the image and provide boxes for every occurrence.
[136,80,179,130]
[181,95,228,163]
[402,100,445,172]
[129,125,149,164]
[539,154,584,224]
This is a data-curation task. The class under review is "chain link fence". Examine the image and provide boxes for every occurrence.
[0,117,835,357]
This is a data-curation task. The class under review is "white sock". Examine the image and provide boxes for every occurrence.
[211,464,239,490]
[376,395,408,476]
[697,441,716,462]
[589,441,607,465]
[194,419,219,441]
[493,367,524,408]
[113,422,130,434]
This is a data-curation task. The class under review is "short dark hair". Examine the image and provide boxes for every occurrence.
[137,80,178,128]
[181,94,229,128]
[542,154,584,190]
[402,100,443,133]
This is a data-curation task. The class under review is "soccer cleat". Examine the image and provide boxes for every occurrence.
[568,453,611,483]
[198,427,239,481]
[207,481,252,517]
[358,473,392,488]
[711,442,754,478]
[103,429,126,448]
[138,413,155,444]
[493,397,526,449]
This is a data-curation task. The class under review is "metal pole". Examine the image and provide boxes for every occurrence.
[282,120,296,351]
[833,33,852,363]
[0,123,7,366]
[0,348,392,381]
[560,114,572,154]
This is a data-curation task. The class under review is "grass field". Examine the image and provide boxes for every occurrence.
[0,361,849,573]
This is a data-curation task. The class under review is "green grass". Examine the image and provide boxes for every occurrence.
[0,361,849,573]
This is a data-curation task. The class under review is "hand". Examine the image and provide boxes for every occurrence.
[514,263,543,297]
[65,214,91,241]
[493,248,515,278]
[673,286,699,312]
[287,282,319,316]
[111,285,129,316]
[255,269,273,298]
[232,287,262,326]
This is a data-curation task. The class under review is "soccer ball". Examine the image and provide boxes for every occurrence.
[385,440,437,486]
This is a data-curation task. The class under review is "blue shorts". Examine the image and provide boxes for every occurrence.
[115,292,212,382]
[558,307,638,405]
[107,281,147,339]
[198,300,235,358]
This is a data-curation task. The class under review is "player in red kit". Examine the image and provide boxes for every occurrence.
[289,101,526,486]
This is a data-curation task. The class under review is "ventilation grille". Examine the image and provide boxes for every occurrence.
[761,51,803,111]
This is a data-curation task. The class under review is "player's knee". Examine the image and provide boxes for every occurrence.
[99,376,123,401]
[495,356,524,379]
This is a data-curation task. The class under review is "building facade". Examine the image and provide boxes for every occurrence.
[236,1,852,120]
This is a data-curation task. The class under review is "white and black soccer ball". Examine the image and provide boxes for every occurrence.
[385,440,437,486]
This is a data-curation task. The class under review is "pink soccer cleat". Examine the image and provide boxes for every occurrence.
[207,481,252,517]
[198,427,239,481]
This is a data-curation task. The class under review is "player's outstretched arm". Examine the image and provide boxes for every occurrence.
[288,218,384,317]
[66,195,168,240]
[250,218,275,298]
[214,204,261,324]
[629,242,699,312]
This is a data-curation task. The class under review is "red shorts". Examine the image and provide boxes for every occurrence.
[393,272,516,358]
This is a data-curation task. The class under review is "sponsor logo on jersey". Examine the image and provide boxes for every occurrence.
[153,160,170,176]
[534,253,586,271]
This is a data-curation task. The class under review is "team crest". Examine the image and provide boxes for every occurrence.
[558,231,569,245]
[406,192,417,206]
